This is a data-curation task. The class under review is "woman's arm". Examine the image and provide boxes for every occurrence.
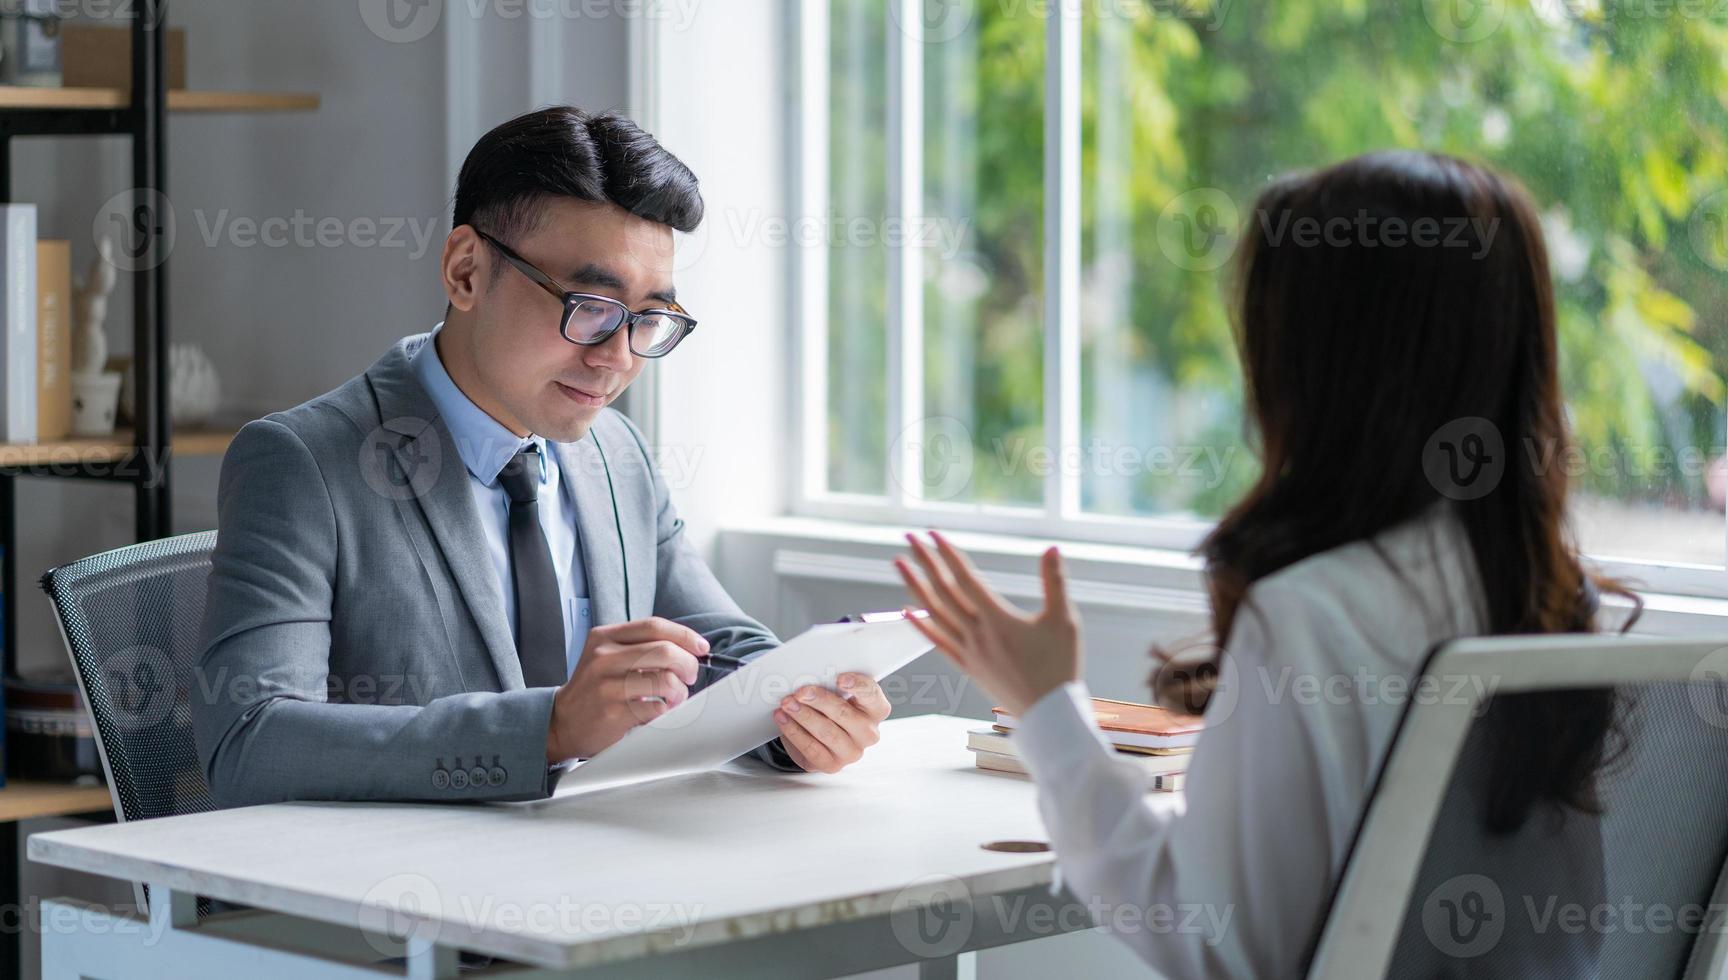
[897,534,1353,980]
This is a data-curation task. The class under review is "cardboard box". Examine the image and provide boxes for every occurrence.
[61,24,187,91]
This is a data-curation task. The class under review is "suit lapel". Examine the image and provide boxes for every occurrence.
[553,435,631,626]
[367,336,524,690]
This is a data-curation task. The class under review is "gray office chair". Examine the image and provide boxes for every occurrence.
[39,531,220,913]
[1305,635,1728,979]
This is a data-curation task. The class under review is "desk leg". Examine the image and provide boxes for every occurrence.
[918,951,977,980]
[0,820,17,980]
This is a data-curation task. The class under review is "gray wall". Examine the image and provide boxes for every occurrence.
[12,0,629,678]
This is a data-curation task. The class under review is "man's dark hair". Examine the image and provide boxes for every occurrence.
[452,106,704,252]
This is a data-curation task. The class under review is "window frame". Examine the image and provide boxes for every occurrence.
[785,1,1728,601]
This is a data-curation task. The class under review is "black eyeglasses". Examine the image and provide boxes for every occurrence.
[475,229,698,359]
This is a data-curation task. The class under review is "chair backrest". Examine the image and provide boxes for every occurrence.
[38,531,219,827]
[1305,634,1728,980]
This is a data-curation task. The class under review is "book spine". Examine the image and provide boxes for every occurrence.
[0,206,37,445]
[36,240,70,441]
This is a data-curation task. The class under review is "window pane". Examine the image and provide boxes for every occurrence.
[1080,5,1728,567]
[919,0,1044,506]
[826,0,890,496]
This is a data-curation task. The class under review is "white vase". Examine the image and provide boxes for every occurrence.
[70,372,123,437]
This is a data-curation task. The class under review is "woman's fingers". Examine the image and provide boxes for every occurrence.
[905,606,970,667]
[905,534,979,619]
[928,531,1014,617]
[894,560,972,644]
[1038,546,1075,623]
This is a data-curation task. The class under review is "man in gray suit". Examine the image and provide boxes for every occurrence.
[193,107,892,806]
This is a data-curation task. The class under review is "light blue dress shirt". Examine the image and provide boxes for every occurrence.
[410,325,590,680]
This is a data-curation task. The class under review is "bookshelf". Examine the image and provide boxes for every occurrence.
[0,5,316,684]
[0,87,319,112]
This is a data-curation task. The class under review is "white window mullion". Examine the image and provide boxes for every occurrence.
[887,0,926,513]
[1045,0,1083,520]
[792,2,831,506]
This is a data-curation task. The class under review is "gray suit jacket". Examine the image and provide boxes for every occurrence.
[194,333,793,806]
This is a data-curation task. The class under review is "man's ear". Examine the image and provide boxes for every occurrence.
[442,225,487,312]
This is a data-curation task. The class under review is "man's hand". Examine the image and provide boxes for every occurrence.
[546,617,709,762]
[773,673,892,774]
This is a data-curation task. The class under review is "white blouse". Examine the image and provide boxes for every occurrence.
[1013,507,1490,978]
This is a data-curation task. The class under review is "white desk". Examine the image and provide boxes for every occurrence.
[27,714,1097,979]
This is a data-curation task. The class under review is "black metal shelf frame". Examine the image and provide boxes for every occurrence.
[0,2,172,681]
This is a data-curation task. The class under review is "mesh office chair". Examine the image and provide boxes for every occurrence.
[39,531,220,913]
[1305,635,1728,979]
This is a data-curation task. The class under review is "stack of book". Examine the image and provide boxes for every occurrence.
[969,696,1203,793]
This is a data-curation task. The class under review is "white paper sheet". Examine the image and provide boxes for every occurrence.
[528,616,935,800]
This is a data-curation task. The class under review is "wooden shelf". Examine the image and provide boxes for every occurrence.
[0,428,236,468]
[0,780,109,823]
[0,87,319,113]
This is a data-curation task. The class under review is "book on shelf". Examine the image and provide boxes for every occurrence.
[992,696,1204,753]
[0,205,35,445]
[36,239,69,442]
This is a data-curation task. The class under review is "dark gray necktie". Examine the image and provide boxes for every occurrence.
[497,445,567,688]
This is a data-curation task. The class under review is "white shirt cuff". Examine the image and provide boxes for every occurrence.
[1011,680,1118,786]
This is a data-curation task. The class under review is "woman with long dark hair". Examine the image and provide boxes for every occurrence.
[896,150,1635,977]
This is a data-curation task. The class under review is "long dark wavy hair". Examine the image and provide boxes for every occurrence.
[1153,150,1639,834]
